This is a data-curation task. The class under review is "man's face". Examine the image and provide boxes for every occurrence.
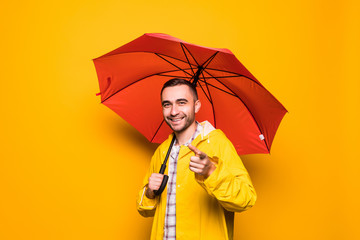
[161,85,200,134]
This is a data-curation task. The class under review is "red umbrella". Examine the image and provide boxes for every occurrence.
[93,33,287,155]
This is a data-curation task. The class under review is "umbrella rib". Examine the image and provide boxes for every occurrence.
[198,79,237,97]
[192,51,219,85]
[180,44,219,85]
[155,67,195,79]
[180,44,219,70]
[155,53,193,77]
[204,70,270,152]
[156,74,193,79]
[154,52,198,68]
[201,75,244,79]
[202,51,219,70]
[180,43,196,76]
[101,69,193,103]
[201,72,216,128]
[150,119,165,143]
[197,78,212,103]
[205,68,288,111]
[204,67,263,87]
[181,43,200,66]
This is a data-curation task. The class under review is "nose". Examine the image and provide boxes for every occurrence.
[170,105,179,116]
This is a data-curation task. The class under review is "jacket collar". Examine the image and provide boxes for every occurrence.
[162,120,217,157]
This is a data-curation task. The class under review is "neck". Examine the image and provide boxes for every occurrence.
[174,121,197,146]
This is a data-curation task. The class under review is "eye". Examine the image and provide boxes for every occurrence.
[179,101,186,105]
[163,103,170,108]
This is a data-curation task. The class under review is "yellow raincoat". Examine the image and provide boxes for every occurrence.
[136,121,256,240]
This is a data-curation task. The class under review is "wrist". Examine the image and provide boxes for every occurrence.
[145,185,155,199]
[205,163,216,178]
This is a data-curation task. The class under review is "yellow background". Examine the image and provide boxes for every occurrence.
[1,0,359,239]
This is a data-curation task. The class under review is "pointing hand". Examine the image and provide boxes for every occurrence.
[188,144,216,178]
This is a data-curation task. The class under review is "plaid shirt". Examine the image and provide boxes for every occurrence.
[163,122,203,240]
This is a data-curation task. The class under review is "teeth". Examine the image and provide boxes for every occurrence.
[170,117,183,122]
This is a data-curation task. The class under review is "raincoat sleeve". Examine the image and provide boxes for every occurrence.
[136,148,160,217]
[196,135,257,212]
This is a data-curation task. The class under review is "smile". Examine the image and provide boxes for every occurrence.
[168,117,185,122]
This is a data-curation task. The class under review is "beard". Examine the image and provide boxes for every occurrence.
[164,113,195,134]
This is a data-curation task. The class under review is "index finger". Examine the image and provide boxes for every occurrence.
[188,144,206,158]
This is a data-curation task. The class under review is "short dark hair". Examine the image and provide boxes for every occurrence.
[160,78,198,100]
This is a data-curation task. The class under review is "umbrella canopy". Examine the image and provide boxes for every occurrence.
[93,33,287,155]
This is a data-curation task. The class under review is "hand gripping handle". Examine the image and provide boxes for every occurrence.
[153,134,176,196]
[154,175,168,196]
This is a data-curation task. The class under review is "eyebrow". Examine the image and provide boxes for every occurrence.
[161,98,189,105]
[176,98,188,103]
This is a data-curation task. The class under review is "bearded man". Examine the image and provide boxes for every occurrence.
[136,78,256,240]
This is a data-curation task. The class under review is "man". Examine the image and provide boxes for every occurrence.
[136,78,256,240]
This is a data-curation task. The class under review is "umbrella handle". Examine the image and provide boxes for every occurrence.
[154,175,169,196]
[153,134,176,196]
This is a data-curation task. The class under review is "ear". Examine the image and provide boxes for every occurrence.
[194,99,201,113]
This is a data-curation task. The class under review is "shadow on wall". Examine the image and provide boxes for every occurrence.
[105,117,157,239]
[110,117,160,155]
[133,217,153,239]
[240,154,265,178]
